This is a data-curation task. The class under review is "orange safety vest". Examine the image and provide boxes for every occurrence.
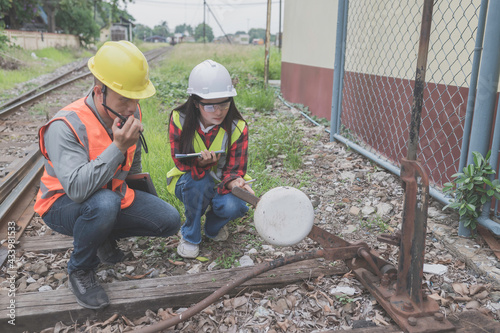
[34,97,139,216]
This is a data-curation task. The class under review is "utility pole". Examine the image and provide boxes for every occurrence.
[203,0,206,44]
[264,0,272,88]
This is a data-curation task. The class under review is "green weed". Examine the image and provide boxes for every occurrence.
[215,251,241,269]
[360,214,390,233]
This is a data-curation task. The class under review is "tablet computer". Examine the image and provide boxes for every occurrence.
[126,173,158,197]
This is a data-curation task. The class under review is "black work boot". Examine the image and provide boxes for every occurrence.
[68,269,109,309]
[97,238,125,265]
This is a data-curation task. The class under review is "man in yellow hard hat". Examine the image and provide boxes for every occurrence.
[34,41,181,309]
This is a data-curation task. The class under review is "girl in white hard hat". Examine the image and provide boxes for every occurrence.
[167,59,254,258]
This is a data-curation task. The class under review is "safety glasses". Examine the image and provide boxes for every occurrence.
[198,99,231,113]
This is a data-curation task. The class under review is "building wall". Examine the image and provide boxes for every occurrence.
[281,0,499,122]
[4,30,79,50]
[281,0,338,120]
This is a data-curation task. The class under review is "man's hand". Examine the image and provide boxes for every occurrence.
[197,150,221,167]
[112,116,143,155]
[227,177,255,195]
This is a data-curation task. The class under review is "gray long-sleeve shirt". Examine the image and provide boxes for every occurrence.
[43,93,142,203]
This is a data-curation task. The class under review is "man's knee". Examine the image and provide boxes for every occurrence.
[82,190,121,226]
[159,204,181,235]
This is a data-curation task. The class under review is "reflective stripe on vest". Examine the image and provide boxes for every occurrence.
[34,97,139,216]
[166,110,248,194]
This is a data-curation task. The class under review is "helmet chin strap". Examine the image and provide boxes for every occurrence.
[101,85,112,119]
[100,84,149,154]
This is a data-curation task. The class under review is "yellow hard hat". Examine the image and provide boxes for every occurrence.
[88,41,156,99]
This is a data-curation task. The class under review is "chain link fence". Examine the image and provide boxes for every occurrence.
[338,0,482,190]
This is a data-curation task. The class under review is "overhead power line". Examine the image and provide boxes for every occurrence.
[205,1,231,43]
[132,0,280,6]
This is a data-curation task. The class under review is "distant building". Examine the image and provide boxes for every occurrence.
[100,16,134,42]
[234,34,250,45]
[144,35,167,43]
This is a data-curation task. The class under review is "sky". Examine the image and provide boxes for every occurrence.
[122,0,284,38]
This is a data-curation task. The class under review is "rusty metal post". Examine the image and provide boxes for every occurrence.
[356,1,455,331]
[396,0,433,306]
[406,0,433,162]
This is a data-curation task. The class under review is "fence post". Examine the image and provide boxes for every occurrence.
[330,0,346,141]
[459,0,500,236]
[459,0,489,174]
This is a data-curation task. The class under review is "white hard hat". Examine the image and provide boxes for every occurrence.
[187,59,237,99]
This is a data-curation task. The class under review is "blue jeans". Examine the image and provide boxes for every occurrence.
[175,173,249,244]
[43,189,181,274]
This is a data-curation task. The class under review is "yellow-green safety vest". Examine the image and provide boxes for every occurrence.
[166,110,251,194]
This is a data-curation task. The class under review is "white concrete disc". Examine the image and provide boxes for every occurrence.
[254,186,314,246]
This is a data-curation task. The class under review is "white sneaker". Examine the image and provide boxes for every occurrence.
[213,225,229,242]
[177,237,199,258]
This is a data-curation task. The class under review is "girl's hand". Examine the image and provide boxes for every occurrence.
[227,177,255,195]
[197,150,221,167]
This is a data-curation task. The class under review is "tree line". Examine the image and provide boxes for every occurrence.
[0,0,273,46]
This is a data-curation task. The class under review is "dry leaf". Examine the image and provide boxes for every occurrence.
[52,322,68,333]
[102,314,119,326]
[474,290,489,300]
[158,308,176,321]
[232,296,247,308]
[469,284,485,296]
[452,296,472,302]
[133,316,150,326]
[125,268,154,279]
[342,270,355,279]
[452,283,469,296]
[478,307,493,317]
[318,290,334,306]
[202,306,215,315]
[454,261,466,269]
[121,315,135,327]
[465,300,480,309]
[315,274,325,283]
[374,311,390,326]
[428,293,444,302]
[437,258,452,264]
[168,259,186,266]
[302,282,315,291]
[286,295,297,308]
[277,320,289,331]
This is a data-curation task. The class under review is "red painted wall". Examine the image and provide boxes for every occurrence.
[281,61,334,120]
[281,62,500,189]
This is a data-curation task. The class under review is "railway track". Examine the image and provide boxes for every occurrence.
[1,45,498,333]
[0,46,171,266]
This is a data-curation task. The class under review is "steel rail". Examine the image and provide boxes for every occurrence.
[0,47,169,118]
[0,46,171,232]
[0,61,89,111]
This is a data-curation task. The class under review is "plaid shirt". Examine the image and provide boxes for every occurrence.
[169,114,249,194]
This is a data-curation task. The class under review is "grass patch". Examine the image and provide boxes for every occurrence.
[215,251,241,269]
[238,86,275,111]
[142,43,290,207]
[0,46,92,93]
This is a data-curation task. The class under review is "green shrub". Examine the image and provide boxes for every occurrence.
[443,151,500,230]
